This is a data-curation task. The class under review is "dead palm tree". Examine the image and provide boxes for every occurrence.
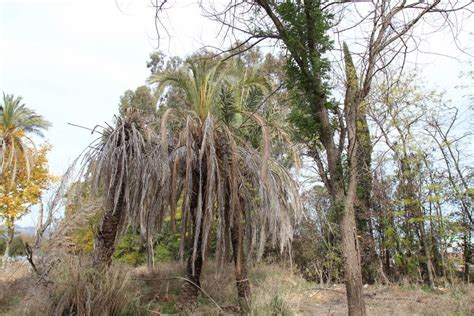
[77,57,301,312]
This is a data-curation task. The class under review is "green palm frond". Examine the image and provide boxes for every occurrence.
[0,93,50,181]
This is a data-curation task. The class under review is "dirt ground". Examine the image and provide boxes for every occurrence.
[297,284,473,315]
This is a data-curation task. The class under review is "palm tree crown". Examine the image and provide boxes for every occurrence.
[0,93,51,181]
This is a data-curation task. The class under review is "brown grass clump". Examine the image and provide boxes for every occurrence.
[132,261,185,305]
[249,263,308,315]
[22,256,142,315]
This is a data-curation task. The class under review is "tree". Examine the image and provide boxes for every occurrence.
[368,71,472,285]
[118,86,158,116]
[0,93,50,268]
[0,94,50,180]
[0,145,51,268]
[149,58,301,311]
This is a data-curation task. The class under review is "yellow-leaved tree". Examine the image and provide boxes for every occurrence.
[0,145,51,268]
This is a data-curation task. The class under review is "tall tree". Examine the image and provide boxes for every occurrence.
[149,58,301,311]
[118,86,158,116]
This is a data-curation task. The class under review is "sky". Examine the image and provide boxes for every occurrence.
[0,0,472,227]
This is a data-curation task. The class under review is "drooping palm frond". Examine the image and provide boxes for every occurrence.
[63,57,301,272]
[156,108,302,264]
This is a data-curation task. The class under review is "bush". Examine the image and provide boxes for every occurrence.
[112,230,181,266]
[113,231,145,266]
[0,236,28,257]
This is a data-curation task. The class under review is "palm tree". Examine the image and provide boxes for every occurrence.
[81,58,301,312]
[0,93,50,181]
[0,93,50,268]
[149,58,301,311]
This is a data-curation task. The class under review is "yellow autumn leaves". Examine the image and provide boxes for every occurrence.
[0,145,51,228]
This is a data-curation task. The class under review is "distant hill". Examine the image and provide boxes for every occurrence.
[0,225,36,236]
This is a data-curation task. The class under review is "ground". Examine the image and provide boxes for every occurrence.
[0,260,473,315]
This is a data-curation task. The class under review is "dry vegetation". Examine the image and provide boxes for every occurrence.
[1,260,472,315]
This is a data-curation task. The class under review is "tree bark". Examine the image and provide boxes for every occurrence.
[178,168,205,311]
[463,224,471,283]
[178,207,204,312]
[92,168,126,267]
[231,202,251,312]
[338,191,366,316]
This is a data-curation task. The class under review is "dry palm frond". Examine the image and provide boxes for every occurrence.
[55,58,302,272]
[157,109,302,265]
[79,106,302,265]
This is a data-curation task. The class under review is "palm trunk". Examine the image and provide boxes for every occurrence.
[2,221,14,269]
[92,203,123,266]
[178,207,204,311]
[92,164,126,267]
[231,203,251,312]
[178,169,205,311]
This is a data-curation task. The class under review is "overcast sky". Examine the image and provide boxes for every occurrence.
[1,0,471,226]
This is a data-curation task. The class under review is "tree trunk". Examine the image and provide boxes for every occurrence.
[146,233,155,272]
[339,45,366,315]
[417,222,435,288]
[463,224,471,283]
[92,170,126,267]
[178,168,206,312]
[2,221,14,269]
[178,207,204,311]
[231,203,251,312]
[338,190,366,316]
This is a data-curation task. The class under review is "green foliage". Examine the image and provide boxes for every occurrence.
[118,85,157,116]
[0,235,26,256]
[154,232,180,263]
[113,230,145,266]
[272,1,334,145]
[112,229,181,266]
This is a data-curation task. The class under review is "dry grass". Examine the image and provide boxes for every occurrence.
[1,259,473,315]
[0,262,33,315]
[1,257,143,316]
